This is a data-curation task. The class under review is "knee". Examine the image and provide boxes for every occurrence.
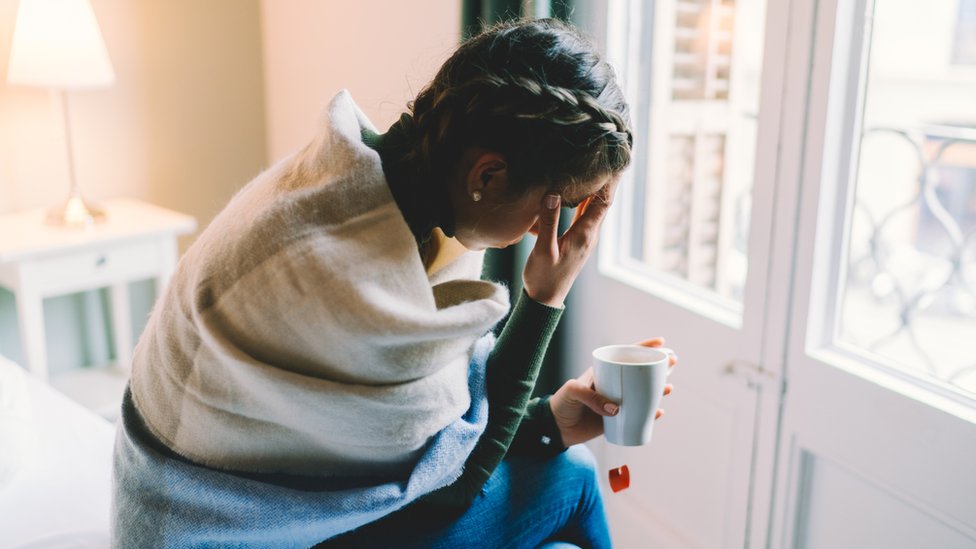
[561,444,598,472]
[505,444,602,505]
[544,445,607,537]
[550,444,600,491]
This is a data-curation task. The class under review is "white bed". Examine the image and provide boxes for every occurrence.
[0,356,114,548]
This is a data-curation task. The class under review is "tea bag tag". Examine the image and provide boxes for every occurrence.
[609,464,630,493]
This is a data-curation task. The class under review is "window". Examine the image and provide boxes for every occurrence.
[953,0,976,65]
[838,0,976,396]
[604,0,768,324]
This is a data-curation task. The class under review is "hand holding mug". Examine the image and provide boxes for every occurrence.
[549,337,676,447]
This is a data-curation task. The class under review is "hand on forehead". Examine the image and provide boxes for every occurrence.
[563,174,619,222]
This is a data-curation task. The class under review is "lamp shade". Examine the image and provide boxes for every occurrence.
[6,0,115,89]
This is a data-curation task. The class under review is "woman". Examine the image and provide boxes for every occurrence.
[112,18,671,548]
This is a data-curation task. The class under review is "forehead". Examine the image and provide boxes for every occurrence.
[559,175,612,206]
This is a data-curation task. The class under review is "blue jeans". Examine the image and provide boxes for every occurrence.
[323,444,612,549]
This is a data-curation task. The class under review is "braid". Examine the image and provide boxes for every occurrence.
[468,74,627,134]
[403,18,633,193]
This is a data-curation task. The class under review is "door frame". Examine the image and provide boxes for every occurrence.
[738,0,814,544]
[585,0,801,547]
[766,0,976,545]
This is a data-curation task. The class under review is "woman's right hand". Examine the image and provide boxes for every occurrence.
[522,176,619,308]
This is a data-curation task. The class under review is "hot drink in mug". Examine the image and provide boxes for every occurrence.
[593,345,674,446]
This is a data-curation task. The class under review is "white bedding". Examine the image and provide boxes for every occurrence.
[0,357,114,548]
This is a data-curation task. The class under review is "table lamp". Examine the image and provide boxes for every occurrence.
[5,0,115,227]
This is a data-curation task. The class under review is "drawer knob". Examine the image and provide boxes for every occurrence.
[95,255,108,267]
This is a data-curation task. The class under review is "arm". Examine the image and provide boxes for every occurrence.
[506,395,567,457]
[416,289,562,509]
[419,181,620,509]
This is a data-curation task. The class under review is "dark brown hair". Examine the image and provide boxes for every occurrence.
[407,18,633,195]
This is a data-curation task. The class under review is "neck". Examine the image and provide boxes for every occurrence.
[362,114,456,245]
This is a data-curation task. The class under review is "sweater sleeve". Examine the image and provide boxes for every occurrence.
[507,395,567,458]
[415,289,563,510]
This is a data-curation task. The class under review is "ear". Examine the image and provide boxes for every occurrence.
[466,151,508,199]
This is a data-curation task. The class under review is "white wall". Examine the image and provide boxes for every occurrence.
[260,0,461,162]
[0,0,268,244]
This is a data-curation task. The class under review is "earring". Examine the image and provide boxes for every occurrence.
[471,190,482,202]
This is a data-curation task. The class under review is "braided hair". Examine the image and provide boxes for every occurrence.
[404,18,633,199]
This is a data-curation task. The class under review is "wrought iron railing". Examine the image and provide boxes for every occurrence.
[844,124,976,392]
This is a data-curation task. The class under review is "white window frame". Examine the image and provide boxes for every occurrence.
[599,0,764,329]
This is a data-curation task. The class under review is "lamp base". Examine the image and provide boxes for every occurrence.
[46,195,106,227]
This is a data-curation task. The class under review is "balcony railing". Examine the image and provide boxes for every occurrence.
[842,124,976,395]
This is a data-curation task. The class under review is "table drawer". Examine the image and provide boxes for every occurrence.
[26,240,163,296]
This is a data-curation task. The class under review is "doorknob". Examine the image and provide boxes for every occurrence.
[724,360,783,393]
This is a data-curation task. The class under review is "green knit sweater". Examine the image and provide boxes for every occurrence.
[362,121,568,512]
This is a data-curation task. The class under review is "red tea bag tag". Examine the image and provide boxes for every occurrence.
[608,465,630,493]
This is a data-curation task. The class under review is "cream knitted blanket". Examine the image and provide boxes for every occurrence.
[129,91,509,476]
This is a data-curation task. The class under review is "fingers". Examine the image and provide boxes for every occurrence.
[578,367,595,389]
[572,196,594,224]
[566,379,619,417]
[564,192,610,240]
[657,385,674,421]
[561,177,619,243]
[634,338,678,367]
[532,194,562,257]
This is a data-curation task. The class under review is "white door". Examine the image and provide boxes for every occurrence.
[768,0,976,547]
[566,0,788,547]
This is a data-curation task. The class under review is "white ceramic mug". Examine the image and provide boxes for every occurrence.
[593,345,674,446]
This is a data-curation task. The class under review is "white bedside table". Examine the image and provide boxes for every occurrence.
[0,198,196,383]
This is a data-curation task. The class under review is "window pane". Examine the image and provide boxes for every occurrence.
[839,1,976,396]
[623,0,766,309]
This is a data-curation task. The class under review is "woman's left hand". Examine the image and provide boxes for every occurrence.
[550,337,676,447]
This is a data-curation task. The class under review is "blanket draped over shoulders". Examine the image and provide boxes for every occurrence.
[114,90,511,545]
[126,88,508,476]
